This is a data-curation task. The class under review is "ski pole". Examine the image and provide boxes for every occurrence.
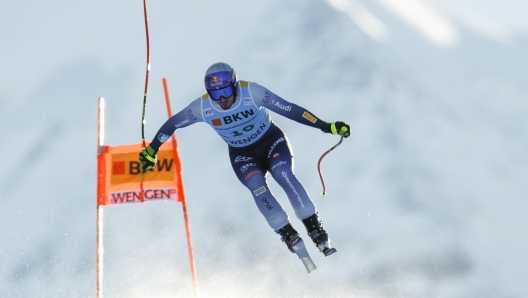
[317,136,344,196]
[139,0,151,202]
[140,0,151,149]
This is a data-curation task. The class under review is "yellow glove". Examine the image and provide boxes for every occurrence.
[321,121,350,138]
[138,145,157,171]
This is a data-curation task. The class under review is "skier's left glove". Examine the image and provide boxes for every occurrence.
[321,121,350,138]
[139,145,158,171]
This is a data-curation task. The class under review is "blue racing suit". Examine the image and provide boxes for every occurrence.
[149,81,327,230]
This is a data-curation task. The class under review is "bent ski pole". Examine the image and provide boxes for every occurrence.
[139,0,151,202]
[317,136,344,196]
[140,0,151,149]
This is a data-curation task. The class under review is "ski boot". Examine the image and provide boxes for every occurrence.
[302,213,337,257]
[276,223,302,253]
[276,223,317,273]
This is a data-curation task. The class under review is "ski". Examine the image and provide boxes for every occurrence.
[290,237,317,273]
[322,247,337,257]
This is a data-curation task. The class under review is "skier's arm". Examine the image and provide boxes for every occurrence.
[149,98,203,150]
[139,98,203,170]
[249,82,350,136]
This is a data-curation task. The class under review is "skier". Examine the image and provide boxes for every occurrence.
[139,62,350,256]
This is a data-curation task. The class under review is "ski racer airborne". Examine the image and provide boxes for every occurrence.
[139,62,350,257]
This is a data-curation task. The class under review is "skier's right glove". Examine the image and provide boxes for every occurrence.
[321,121,350,138]
[139,145,158,171]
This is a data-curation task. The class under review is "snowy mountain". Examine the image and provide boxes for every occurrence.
[1,0,527,297]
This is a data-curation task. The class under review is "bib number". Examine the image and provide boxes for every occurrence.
[230,124,255,137]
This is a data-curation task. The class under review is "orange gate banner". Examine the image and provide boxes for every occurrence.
[97,142,183,206]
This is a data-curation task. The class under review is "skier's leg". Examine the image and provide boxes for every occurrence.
[267,134,337,256]
[228,151,289,231]
[229,148,306,254]
[267,135,316,220]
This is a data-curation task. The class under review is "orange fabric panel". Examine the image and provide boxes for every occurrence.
[97,146,109,206]
[97,142,183,206]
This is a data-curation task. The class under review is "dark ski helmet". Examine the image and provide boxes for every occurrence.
[204,62,238,101]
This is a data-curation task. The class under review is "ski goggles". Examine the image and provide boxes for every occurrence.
[208,85,235,101]
[205,71,235,101]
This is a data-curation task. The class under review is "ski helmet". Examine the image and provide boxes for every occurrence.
[204,62,238,101]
